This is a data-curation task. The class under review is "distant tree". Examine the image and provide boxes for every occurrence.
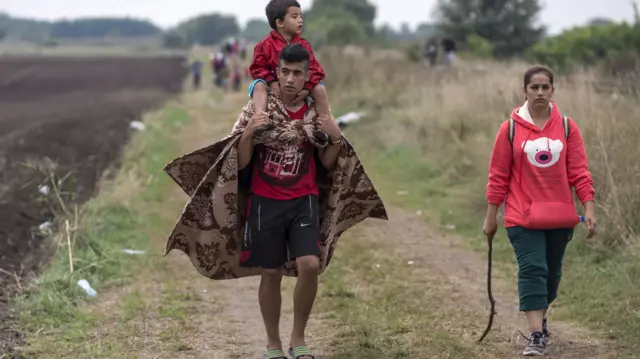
[0,27,7,42]
[399,22,414,41]
[434,0,545,57]
[307,0,376,36]
[50,18,161,38]
[304,12,367,49]
[415,23,438,39]
[588,17,615,27]
[242,19,270,42]
[163,30,185,48]
[176,13,240,46]
[0,14,51,42]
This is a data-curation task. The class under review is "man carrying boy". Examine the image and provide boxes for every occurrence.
[239,43,341,359]
[249,0,332,141]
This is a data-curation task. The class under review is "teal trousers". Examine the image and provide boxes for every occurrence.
[507,226,574,312]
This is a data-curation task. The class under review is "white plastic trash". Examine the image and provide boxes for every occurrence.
[77,279,97,297]
[336,111,365,125]
[121,249,146,255]
[130,121,146,131]
[38,185,50,195]
[38,221,53,233]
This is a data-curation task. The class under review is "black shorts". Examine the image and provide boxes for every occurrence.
[240,193,321,269]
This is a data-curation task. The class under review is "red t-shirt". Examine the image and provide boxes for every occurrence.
[250,104,318,200]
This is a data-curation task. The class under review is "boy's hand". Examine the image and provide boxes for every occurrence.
[294,89,310,106]
[317,114,341,141]
[269,82,280,98]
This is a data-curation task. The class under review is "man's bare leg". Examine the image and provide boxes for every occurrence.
[289,255,320,358]
[259,270,284,351]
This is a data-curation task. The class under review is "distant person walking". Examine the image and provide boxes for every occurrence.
[212,52,227,88]
[483,65,597,357]
[190,59,203,90]
[240,37,249,60]
[424,37,438,67]
[441,37,456,66]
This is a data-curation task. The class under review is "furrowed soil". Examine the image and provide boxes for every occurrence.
[0,55,186,353]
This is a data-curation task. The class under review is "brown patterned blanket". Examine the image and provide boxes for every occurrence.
[162,94,388,280]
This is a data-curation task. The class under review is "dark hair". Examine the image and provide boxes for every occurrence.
[524,65,555,87]
[279,43,309,69]
[266,0,301,30]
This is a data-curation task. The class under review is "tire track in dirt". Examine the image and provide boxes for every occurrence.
[359,206,622,358]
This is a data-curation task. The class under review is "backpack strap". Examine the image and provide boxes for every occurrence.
[508,118,515,146]
[562,115,570,140]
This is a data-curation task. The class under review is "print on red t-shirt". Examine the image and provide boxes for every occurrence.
[250,104,318,200]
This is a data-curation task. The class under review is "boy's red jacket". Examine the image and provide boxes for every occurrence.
[486,101,595,230]
[250,30,326,92]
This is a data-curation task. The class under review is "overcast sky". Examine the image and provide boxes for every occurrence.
[1,0,635,35]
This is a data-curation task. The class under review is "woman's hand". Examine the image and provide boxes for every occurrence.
[483,204,499,245]
[583,201,597,238]
[483,216,498,245]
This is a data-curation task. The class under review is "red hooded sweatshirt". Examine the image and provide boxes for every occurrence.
[486,101,595,230]
[250,30,326,92]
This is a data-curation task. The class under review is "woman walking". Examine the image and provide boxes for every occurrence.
[482,65,597,356]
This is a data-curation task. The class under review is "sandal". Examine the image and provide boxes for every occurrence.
[288,346,315,359]
[261,349,287,359]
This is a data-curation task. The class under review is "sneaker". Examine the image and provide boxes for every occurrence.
[542,316,551,345]
[523,331,546,356]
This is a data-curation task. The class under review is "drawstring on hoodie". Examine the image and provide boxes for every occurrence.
[510,101,557,185]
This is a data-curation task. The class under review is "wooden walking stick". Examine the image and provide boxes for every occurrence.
[478,238,497,343]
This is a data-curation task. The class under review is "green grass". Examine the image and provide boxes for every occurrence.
[11,98,194,356]
[316,234,490,358]
[342,119,639,355]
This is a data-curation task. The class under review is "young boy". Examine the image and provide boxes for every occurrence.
[249,0,331,140]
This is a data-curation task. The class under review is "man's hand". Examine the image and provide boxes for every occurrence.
[246,111,270,137]
[269,81,280,98]
[293,89,310,106]
[317,114,342,142]
[238,111,269,171]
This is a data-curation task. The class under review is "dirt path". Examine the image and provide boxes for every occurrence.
[357,206,621,358]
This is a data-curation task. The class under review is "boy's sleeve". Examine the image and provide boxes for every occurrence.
[250,39,276,83]
[300,39,326,91]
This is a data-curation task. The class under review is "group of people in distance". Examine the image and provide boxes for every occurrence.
[177,0,598,357]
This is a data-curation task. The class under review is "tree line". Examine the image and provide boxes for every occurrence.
[2,0,639,73]
[0,13,162,42]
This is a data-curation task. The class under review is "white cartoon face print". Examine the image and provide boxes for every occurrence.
[521,137,564,168]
